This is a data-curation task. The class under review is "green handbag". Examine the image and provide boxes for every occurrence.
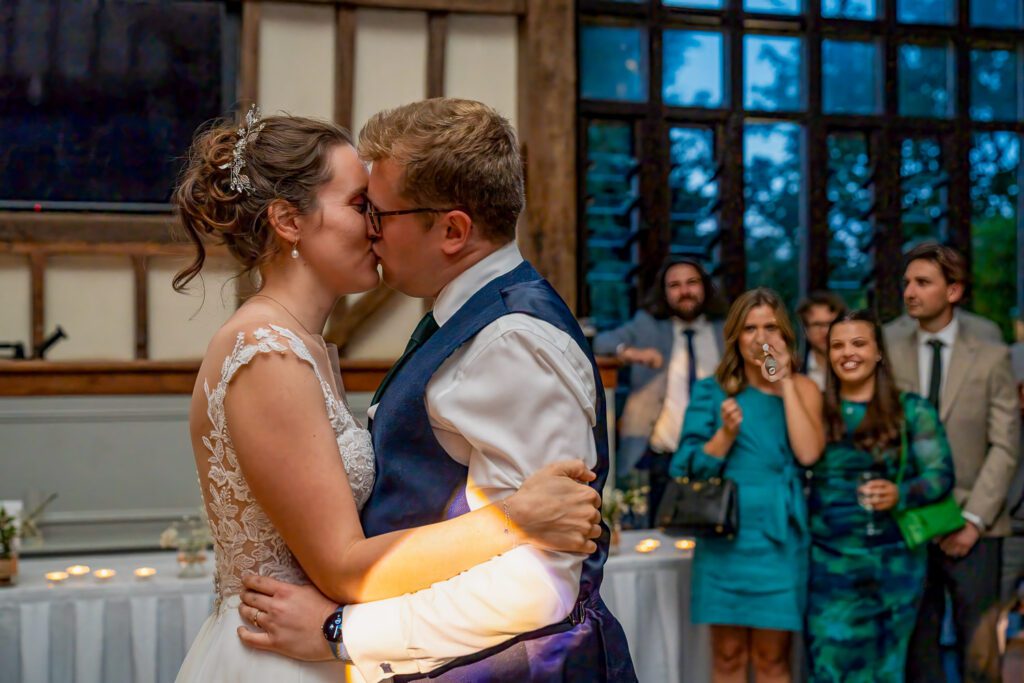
[892,395,964,549]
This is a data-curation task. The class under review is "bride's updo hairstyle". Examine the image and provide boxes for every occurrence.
[172,113,353,291]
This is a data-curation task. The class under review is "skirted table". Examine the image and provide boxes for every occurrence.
[1,531,701,683]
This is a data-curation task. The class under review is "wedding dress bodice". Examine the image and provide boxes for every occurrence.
[197,325,375,609]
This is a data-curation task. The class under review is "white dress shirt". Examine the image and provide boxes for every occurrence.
[917,314,959,403]
[649,316,720,453]
[344,242,596,682]
[805,352,827,392]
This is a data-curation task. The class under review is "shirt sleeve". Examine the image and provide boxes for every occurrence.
[897,394,956,510]
[342,317,597,682]
[669,378,728,479]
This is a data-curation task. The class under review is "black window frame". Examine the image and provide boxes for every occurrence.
[578,0,1024,332]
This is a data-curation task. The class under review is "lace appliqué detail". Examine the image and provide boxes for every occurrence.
[201,325,375,610]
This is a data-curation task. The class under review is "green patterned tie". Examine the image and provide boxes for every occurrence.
[371,311,440,406]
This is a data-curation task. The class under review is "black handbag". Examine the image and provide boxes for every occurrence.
[656,457,738,539]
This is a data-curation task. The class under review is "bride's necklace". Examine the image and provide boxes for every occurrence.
[249,294,318,337]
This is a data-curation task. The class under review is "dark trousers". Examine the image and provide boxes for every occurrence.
[906,537,1003,683]
[645,448,673,528]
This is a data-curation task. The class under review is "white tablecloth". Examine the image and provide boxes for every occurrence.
[1,534,697,683]
[0,552,214,683]
[604,530,707,683]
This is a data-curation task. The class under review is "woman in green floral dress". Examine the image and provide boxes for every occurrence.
[806,310,955,682]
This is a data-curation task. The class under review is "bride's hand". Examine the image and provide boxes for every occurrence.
[506,459,603,554]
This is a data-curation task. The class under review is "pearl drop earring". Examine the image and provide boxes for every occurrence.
[290,242,299,259]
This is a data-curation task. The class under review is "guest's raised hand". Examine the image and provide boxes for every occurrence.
[507,459,602,554]
[237,574,337,661]
[620,347,664,369]
[720,398,743,437]
[758,342,792,385]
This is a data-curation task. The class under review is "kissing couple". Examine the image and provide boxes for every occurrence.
[173,98,637,682]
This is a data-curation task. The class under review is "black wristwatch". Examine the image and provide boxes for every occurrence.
[322,606,349,661]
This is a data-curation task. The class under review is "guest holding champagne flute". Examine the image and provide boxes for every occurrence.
[805,310,955,682]
[670,288,824,683]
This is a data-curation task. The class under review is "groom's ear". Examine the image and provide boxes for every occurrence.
[440,210,474,256]
[267,199,301,244]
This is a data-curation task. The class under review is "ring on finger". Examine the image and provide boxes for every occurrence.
[253,608,262,629]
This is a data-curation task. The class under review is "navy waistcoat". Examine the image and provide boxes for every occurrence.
[362,261,635,682]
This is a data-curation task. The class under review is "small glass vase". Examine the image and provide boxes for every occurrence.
[177,549,208,579]
[609,521,622,556]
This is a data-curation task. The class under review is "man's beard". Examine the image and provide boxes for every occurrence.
[671,298,704,322]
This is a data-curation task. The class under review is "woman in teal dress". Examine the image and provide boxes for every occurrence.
[806,310,955,682]
[671,288,825,683]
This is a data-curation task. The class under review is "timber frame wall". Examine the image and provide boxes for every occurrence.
[0,0,578,395]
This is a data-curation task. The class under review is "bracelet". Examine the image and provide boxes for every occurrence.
[502,499,518,550]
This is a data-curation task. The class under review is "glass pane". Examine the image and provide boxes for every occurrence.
[971,50,1019,122]
[822,0,878,19]
[901,137,948,248]
[745,0,802,14]
[971,0,1022,27]
[664,31,725,108]
[899,44,953,118]
[580,26,648,102]
[664,0,725,8]
[827,133,875,309]
[823,40,881,115]
[585,121,641,331]
[669,128,719,261]
[971,132,1020,341]
[0,0,229,205]
[897,0,956,24]
[744,122,804,307]
[744,36,804,112]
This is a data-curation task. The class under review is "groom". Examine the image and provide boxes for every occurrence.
[239,98,636,682]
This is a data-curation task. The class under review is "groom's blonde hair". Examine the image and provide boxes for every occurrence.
[358,98,524,243]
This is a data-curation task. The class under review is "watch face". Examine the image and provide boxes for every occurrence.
[323,610,344,643]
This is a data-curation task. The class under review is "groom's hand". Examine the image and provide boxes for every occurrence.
[237,574,338,662]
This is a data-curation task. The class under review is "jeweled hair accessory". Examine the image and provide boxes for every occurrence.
[219,105,266,195]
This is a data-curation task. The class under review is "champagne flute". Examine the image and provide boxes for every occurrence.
[857,471,880,537]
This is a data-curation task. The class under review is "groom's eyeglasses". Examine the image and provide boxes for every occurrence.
[365,201,459,237]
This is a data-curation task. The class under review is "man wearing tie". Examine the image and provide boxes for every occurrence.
[883,243,1020,682]
[593,257,724,524]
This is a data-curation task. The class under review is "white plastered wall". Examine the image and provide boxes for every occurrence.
[259,2,336,120]
[0,255,31,353]
[149,256,239,360]
[45,256,134,361]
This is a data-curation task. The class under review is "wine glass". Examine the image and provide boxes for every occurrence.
[857,471,881,537]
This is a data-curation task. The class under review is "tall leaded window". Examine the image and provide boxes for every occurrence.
[578,0,1024,340]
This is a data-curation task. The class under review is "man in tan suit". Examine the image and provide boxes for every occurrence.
[884,243,1020,682]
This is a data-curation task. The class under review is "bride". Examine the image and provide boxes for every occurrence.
[171,110,603,681]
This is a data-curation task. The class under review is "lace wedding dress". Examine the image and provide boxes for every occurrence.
[176,325,375,682]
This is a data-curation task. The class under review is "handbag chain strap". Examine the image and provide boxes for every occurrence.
[895,392,909,485]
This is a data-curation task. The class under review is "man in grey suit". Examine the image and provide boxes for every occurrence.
[883,243,1021,682]
[593,257,724,524]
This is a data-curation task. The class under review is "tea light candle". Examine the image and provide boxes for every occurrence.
[45,571,69,584]
[674,539,696,551]
[66,564,90,578]
[93,568,116,581]
[635,538,661,553]
[133,567,157,580]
